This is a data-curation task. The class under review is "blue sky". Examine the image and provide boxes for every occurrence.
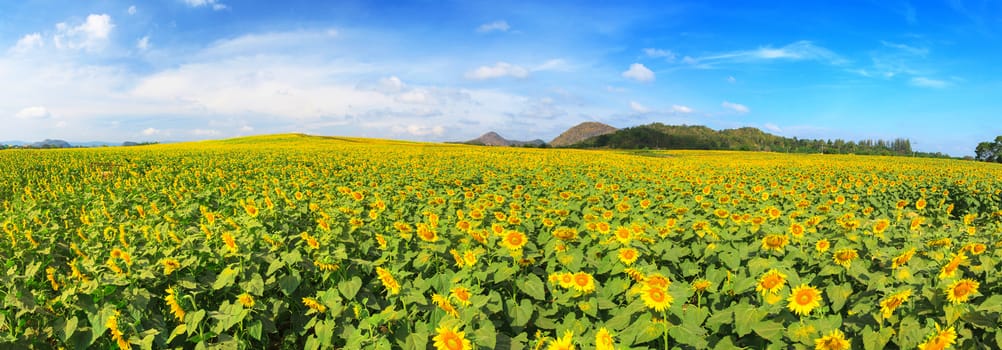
[2,1,1001,155]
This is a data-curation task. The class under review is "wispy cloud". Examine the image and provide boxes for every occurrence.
[629,101,649,113]
[910,77,950,88]
[183,0,227,11]
[672,105,693,113]
[682,41,846,68]
[477,20,510,33]
[465,62,529,80]
[643,48,675,60]
[622,63,654,82]
[880,40,928,56]
[16,106,51,119]
[722,101,750,113]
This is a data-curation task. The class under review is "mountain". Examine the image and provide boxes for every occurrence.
[463,132,545,147]
[549,122,617,147]
[30,139,71,148]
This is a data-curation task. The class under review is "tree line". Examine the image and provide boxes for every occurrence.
[571,123,950,158]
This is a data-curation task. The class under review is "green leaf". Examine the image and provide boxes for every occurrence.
[212,267,238,290]
[826,283,852,312]
[518,273,546,301]
[669,306,709,348]
[732,303,767,337]
[861,326,894,350]
[278,273,301,296]
[474,320,497,349]
[896,316,923,349]
[752,319,785,343]
[339,276,363,299]
[57,316,77,342]
[247,320,263,341]
[704,306,733,333]
[510,299,533,328]
[976,295,1002,313]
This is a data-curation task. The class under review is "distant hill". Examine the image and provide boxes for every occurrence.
[550,122,617,147]
[569,123,951,157]
[30,139,71,148]
[462,132,546,147]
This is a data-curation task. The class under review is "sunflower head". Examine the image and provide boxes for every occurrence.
[787,284,823,317]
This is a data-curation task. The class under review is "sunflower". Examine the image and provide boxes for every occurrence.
[644,273,670,289]
[915,198,927,210]
[787,284,823,316]
[910,216,925,231]
[789,222,806,239]
[496,231,526,251]
[813,329,850,350]
[756,269,787,296]
[945,279,979,304]
[450,286,472,306]
[879,289,911,319]
[613,226,632,245]
[302,297,327,313]
[595,327,615,350]
[640,286,673,312]
[938,251,967,280]
[572,272,596,293]
[692,279,712,293]
[556,272,575,289]
[162,258,181,276]
[165,288,185,321]
[761,234,789,252]
[417,224,438,242]
[815,239,830,254]
[892,248,916,269]
[375,267,401,295]
[617,248,639,266]
[917,323,957,350]
[547,330,574,350]
[433,324,472,350]
[432,294,459,317]
[872,219,890,235]
[237,293,255,308]
[832,248,858,268]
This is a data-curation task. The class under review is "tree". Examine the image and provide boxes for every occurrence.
[975,136,1002,163]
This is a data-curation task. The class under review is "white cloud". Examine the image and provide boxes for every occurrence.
[239,125,254,132]
[137,36,150,50]
[128,6,137,15]
[11,33,44,53]
[672,105,693,113]
[142,127,160,136]
[16,106,51,119]
[880,41,928,56]
[192,129,221,136]
[622,63,654,82]
[533,59,569,72]
[722,101,750,113]
[53,14,114,52]
[393,125,445,136]
[727,76,737,83]
[378,76,405,92]
[683,41,845,68]
[606,86,626,93]
[477,20,510,33]
[763,123,782,133]
[183,0,227,10]
[910,77,949,88]
[465,62,529,80]
[643,48,675,60]
[629,101,649,113]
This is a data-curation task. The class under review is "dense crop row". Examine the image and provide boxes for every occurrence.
[1,134,1000,349]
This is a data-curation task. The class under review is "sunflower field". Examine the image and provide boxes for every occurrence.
[1,133,1000,349]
